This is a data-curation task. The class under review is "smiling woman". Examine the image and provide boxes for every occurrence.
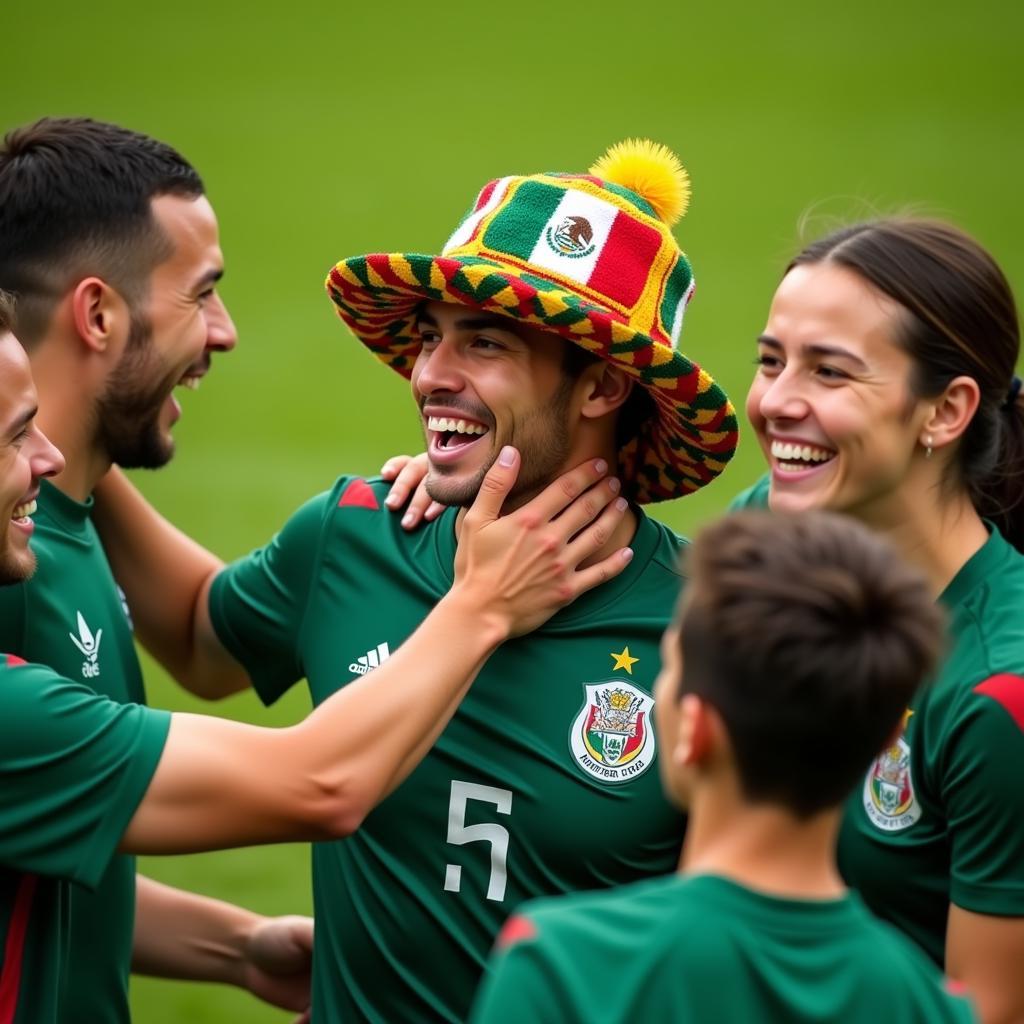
[735,218,1024,1024]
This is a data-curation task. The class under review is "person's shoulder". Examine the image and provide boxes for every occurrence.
[844,904,973,1017]
[728,473,771,511]
[507,875,699,954]
[0,655,96,725]
[935,532,1024,719]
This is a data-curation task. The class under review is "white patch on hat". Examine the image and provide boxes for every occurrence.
[443,177,516,253]
[527,191,621,285]
[669,277,696,351]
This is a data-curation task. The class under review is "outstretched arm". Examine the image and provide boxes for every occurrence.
[133,876,313,1020]
[91,454,443,701]
[91,466,247,699]
[120,448,631,853]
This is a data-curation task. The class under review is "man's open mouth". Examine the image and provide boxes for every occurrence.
[11,498,36,523]
[427,415,489,451]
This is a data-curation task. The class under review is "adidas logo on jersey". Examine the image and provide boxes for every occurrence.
[349,642,391,676]
[69,611,103,679]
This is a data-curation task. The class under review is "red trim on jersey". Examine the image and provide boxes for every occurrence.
[1,655,26,668]
[337,479,380,511]
[944,977,969,997]
[974,674,1024,733]
[0,873,38,1024]
[495,914,538,950]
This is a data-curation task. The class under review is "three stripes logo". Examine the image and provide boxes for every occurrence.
[348,642,391,676]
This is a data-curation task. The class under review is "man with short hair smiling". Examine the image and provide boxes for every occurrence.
[471,511,976,1024]
[94,139,740,1021]
[0,116,281,1023]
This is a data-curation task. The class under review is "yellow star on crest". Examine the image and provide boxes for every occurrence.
[610,646,639,675]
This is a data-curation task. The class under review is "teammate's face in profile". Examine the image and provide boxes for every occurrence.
[96,194,237,468]
[746,262,933,525]
[0,333,64,583]
[411,302,579,508]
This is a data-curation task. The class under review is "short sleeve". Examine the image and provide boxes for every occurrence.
[0,662,170,889]
[208,490,334,705]
[946,674,1024,915]
[727,474,771,511]
[469,915,563,1024]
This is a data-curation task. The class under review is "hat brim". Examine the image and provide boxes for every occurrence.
[326,251,738,503]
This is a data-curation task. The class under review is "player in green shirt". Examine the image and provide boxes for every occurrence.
[732,219,1024,1024]
[0,114,462,1021]
[90,139,740,1021]
[471,510,975,1024]
[0,297,629,1024]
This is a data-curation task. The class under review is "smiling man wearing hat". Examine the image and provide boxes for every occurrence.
[95,140,739,1022]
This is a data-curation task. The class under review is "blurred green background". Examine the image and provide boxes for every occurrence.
[5,0,1023,1019]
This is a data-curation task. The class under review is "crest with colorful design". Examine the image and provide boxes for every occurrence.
[325,139,738,503]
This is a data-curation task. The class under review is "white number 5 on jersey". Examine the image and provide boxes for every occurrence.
[443,780,513,903]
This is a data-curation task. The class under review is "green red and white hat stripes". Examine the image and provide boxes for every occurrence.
[326,155,738,503]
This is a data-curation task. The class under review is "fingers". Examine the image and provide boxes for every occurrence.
[510,458,611,524]
[399,481,446,531]
[569,546,635,596]
[549,476,622,541]
[383,453,430,516]
[380,454,411,483]
[564,492,630,568]
[463,446,520,526]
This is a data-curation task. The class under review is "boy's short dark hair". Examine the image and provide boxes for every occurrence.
[0,117,203,345]
[677,510,944,818]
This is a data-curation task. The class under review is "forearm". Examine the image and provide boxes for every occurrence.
[92,468,248,698]
[132,875,258,984]
[121,585,508,852]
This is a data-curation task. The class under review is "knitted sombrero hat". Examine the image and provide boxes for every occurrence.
[326,139,738,503]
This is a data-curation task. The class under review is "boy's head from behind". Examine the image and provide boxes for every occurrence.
[655,510,945,819]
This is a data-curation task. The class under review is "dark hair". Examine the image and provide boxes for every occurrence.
[677,510,944,819]
[790,219,1024,552]
[0,117,204,345]
[0,290,13,336]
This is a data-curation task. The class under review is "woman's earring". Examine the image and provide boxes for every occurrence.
[924,435,933,460]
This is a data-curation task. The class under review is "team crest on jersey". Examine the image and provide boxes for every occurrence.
[863,734,921,831]
[569,682,655,784]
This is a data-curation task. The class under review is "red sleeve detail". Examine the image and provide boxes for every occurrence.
[495,914,538,950]
[337,479,380,510]
[2,654,26,668]
[973,674,1024,733]
[943,978,969,997]
[0,873,38,1024]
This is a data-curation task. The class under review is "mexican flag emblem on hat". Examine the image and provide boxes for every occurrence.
[326,139,739,503]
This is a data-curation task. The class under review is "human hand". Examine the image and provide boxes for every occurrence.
[453,447,632,638]
[240,914,313,1020]
[381,453,445,530]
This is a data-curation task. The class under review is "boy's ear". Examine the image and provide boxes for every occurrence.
[676,693,714,767]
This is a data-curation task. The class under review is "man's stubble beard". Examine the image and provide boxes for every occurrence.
[0,535,36,587]
[424,374,576,511]
[95,311,178,470]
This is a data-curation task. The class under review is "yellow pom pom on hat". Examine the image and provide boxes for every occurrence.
[325,139,738,503]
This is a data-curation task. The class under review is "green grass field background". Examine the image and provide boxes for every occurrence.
[5,1,1023,1019]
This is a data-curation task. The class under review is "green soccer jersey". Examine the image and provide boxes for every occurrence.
[731,476,1024,965]
[469,874,977,1023]
[0,479,148,1024]
[210,475,688,1023]
[0,654,169,1024]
